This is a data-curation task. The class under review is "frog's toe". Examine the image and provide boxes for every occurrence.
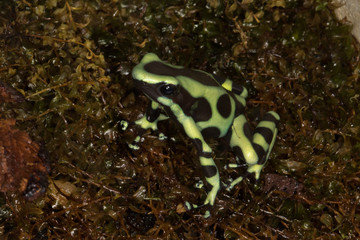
[183,201,212,218]
[194,180,204,189]
[226,176,245,191]
[120,120,129,131]
[184,201,199,211]
[128,142,140,150]
[158,132,168,140]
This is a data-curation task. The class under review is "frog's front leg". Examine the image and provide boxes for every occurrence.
[226,111,280,190]
[129,101,169,150]
[176,114,220,217]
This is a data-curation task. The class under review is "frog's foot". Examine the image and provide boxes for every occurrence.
[225,176,244,191]
[119,120,142,150]
[127,131,169,151]
[158,133,175,142]
[225,169,254,192]
[184,201,200,211]
[127,135,142,150]
[194,180,204,189]
[184,201,211,218]
[120,120,129,131]
[224,162,248,191]
[158,132,167,140]
[183,183,219,218]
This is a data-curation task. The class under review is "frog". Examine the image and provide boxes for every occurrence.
[129,53,280,217]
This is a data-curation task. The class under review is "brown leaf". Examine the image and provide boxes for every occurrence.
[0,119,50,200]
[263,173,304,195]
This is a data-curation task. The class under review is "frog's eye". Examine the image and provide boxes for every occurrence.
[160,84,177,95]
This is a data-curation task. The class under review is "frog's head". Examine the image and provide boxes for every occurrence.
[132,53,180,104]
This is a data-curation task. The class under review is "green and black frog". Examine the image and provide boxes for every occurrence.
[126,53,279,217]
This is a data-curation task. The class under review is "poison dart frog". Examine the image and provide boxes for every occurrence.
[129,53,279,217]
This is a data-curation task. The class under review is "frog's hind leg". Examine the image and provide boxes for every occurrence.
[225,111,279,191]
[250,111,279,176]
